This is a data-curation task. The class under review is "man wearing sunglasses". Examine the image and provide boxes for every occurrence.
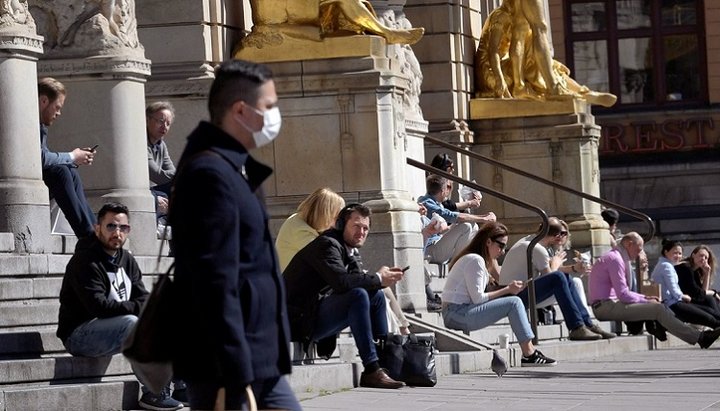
[499,217,611,340]
[56,202,184,410]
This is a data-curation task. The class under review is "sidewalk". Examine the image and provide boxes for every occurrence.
[299,347,720,410]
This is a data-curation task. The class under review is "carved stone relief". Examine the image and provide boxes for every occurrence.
[28,0,142,57]
[0,0,35,31]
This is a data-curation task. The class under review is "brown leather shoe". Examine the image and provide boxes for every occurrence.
[360,368,404,389]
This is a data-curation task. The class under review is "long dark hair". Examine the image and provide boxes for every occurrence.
[449,222,508,270]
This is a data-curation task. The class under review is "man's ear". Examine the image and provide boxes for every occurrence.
[38,95,49,109]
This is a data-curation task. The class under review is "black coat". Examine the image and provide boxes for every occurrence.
[168,121,291,385]
[57,236,148,342]
[676,262,707,302]
[283,229,382,342]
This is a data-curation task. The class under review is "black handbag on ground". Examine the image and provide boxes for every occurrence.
[377,333,437,387]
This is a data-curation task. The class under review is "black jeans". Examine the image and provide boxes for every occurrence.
[43,164,95,237]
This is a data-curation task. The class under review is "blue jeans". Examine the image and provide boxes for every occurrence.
[187,376,300,411]
[43,164,96,237]
[442,296,534,343]
[64,315,137,357]
[517,271,589,330]
[311,288,388,367]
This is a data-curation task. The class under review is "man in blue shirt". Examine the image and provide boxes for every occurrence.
[418,174,496,264]
[38,77,97,238]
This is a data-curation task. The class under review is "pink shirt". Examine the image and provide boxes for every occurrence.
[589,248,646,304]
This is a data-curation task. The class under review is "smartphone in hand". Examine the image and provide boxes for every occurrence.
[90,144,99,152]
[402,265,410,273]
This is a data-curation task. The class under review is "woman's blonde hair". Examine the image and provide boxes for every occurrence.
[297,188,345,232]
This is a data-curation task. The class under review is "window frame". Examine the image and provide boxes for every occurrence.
[563,0,708,112]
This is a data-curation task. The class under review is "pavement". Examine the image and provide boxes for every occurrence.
[298,347,720,410]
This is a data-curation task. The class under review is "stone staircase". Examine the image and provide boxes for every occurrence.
[0,233,685,410]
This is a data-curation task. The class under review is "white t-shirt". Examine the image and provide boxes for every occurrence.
[442,254,491,305]
[499,235,550,284]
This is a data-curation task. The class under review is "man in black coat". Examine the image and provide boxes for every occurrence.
[284,203,406,389]
[168,60,299,410]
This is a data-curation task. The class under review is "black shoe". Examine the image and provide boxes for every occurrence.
[427,299,442,312]
[521,349,557,367]
[698,327,720,349]
[647,321,668,342]
[625,321,644,335]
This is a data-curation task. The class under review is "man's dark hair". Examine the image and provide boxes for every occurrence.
[208,60,274,125]
[97,202,130,221]
[336,203,372,230]
[426,174,447,196]
[601,208,620,226]
[542,216,564,237]
[38,77,66,101]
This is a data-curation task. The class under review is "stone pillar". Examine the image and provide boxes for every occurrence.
[469,98,611,256]
[30,0,157,253]
[0,2,50,253]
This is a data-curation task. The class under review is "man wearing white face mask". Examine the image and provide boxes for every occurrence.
[168,60,299,410]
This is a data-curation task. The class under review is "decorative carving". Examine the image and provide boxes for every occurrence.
[337,93,355,153]
[377,6,423,118]
[474,0,616,107]
[37,56,150,77]
[28,0,143,57]
[0,0,35,29]
[549,141,563,180]
[240,0,423,51]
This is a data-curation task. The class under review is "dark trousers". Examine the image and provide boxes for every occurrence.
[518,271,588,330]
[671,300,720,328]
[312,288,388,367]
[187,376,300,411]
[43,164,95,237]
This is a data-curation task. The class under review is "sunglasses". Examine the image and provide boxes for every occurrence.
[493,239,507,250]
[105,223,131,234]
[555,231,569,237]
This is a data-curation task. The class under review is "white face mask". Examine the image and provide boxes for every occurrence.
[237,105,282,148]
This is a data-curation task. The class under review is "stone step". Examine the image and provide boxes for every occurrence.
[0,354,132,385]
[0,300,59,328]
[0,277,161,303]
[0,378,140,411]
[0,233,14,253]
[0,327,65,357]
[0,254,172,277]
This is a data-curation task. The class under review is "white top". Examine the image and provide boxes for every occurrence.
[499,235,549,284]
[442,254,491,305]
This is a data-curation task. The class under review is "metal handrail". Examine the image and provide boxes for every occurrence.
[407,158,548,343]
[424,136,656,242]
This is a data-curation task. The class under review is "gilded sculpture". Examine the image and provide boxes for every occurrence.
[241,0,424,51]
[475,0,616,107]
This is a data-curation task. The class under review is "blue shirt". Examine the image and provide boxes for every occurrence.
[418,194,459,246]
[650,256,683,307]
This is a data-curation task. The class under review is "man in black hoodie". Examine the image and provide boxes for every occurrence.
[56,202,183,411]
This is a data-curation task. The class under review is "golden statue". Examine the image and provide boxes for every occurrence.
[242,0,424,50]
[475,0,616,107]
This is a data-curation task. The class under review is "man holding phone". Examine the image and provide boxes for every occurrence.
[284,203,405,389]
[38,77,97,239]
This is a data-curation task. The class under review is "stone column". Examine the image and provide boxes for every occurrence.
[29,0,157,253]
[469,98,611,256]
[0,1,49,253]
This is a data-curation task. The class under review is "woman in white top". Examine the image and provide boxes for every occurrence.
[442,222,556,366]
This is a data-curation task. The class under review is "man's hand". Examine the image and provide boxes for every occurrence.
[549,251,566,271]
[645,295,660,303]
[157,196,169,214]
[681,294,692,302]
[478,211,496,222]
[72,148,95,166]
[506,280,525,295]
[378,266,404,287]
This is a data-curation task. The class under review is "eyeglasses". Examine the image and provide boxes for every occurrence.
[493,239,507,251]
[105,223,131,233]
[556,231,569,237]
[151,116,171,127]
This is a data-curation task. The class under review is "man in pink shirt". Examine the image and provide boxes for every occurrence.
[589,232,720,348]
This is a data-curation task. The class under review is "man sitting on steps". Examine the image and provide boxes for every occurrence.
[284,203,405,389]
[56,202,184,411]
